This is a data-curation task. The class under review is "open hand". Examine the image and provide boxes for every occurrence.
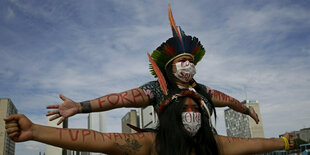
[249,106,259,124]
[46,94,79,125]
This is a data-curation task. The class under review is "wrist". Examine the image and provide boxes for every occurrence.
[281,137,290,150]
[243,107,250,115]
[31,124,40,141]
[79,101,92,113]
[77,102,82,113]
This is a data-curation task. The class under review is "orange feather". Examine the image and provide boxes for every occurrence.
[168,4,182,41]
[147,53,168,95]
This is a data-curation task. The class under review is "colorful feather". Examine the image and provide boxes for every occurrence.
[168,4,182,41]
[148,5,206,78]
[147,53,168,95]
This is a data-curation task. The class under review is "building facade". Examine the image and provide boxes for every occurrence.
[296,127,310,143]
[0,98,18,155]
[139,106,158,129]
[121,110,139,133]
[224,100,265,138]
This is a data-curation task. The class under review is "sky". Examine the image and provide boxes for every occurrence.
[0,0,310,154]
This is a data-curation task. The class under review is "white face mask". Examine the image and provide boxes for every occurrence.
[182,111,201,136]
[174,60,196,82]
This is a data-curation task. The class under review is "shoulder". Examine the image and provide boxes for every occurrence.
[197,83,212,93]
[139,81,162,97]
[139,81,160,88]
[197,83,206,88]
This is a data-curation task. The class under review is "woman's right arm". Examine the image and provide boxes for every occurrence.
[46,88,150,125]
[4,114,154,155]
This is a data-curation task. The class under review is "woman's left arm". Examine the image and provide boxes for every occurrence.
[215,133,294,155]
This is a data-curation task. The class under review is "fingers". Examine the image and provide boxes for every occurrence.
[3,115,16,121]
[49,114,61,121]
[46,110,60,116]
[288,134,294,149]
[4,114,24,121]
[249,108,260,124]
[5,122,18,129]
[6,126,20,135]
[6,122,21,140]
[46,104,59,109]
[289,133,296,138]
[59,94,67,101]
[255,119,259,124]
[255,113,259,124]
[282,132,295,150]
[57,117,65,125]
[8,131,20,139]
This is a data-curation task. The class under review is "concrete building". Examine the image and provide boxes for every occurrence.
[139,106,158,129]
[224,100,265,138]
[121,110,139,133]
[0,98,18,155]
[67,150,89,155]
[45,116,68,155]
[296,127,310,142]
[88,112,107,134]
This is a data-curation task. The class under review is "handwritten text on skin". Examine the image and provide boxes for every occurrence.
[97,89,146,108]
[210,90,246,111]
[57,128,147,142]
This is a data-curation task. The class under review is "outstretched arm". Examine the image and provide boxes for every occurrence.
[46,88,149,125]
[4,114,153,155]
[210,89,259,124]
[216,133,294,155]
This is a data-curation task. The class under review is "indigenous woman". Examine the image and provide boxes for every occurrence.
[46,5,259,126]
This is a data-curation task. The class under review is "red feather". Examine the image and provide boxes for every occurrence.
[148,53,168,95]
[191,45,199,54]
[164,45,177,56]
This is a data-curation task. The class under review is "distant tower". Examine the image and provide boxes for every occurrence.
[139,106,158,129]
[46,115,68,155]
[121,110,139,133]
[88,112,107,134]
[0,98,18,155]
[224,100,265,138]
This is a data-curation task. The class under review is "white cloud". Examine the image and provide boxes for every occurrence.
[6,7,15,20]
[23,141,45,151]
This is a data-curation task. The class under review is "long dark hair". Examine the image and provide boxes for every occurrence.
[164,61,217,120]
[155,96,219,155]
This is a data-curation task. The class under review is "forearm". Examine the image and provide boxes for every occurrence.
[32,124,105,152]
[32,124,152,154]
[216,135,285,154]
[78,88,149,113]
[211,90,247,113]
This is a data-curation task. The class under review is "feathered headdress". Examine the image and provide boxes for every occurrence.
[148,4,206,79]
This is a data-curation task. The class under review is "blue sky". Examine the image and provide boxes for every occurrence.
[1,0,310,154]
